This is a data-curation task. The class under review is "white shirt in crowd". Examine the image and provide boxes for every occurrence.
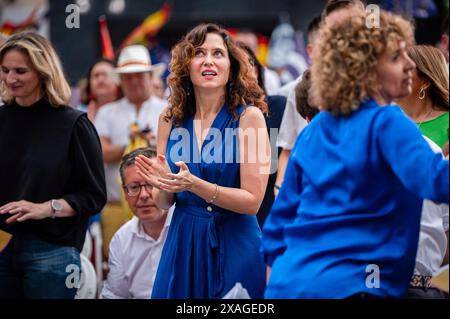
[275,75,308,150]
[101,208,173,299]
[94,96,166,201]
[264,67,281,96]
[415,136,449,277]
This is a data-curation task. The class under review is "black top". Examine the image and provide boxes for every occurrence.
[258,95,287,227]
[0,98,107,251]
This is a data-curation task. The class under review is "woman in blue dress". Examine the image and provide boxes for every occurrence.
[135,23,270,298]
[262,7,449,298]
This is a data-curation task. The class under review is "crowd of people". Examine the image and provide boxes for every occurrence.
[0,0,448,299]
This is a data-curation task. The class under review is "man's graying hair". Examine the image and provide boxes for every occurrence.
[119,147,157,184]
[322,0,366,19]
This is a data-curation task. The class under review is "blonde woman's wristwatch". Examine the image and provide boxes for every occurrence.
[51,199,63,219]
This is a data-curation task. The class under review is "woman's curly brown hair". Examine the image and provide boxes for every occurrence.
[311,7,414,115]
[165,23,267,125]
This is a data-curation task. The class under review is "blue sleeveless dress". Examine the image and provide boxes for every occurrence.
[151,103,266,299]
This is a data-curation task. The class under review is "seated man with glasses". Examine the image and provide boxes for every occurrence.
[101,147,172,299]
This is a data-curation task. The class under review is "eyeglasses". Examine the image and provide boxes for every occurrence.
[123,183,153,197]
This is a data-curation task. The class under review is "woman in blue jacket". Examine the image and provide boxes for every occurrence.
[262,7,449,298]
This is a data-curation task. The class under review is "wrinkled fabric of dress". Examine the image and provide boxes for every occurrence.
[151,103,266,299]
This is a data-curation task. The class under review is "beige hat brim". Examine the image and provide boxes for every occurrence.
[114,62,166,77]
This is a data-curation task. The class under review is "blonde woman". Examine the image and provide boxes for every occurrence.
[0,32,106,298]
[262,8,449,298]
[397,45,449,148]
[395,46,449,299]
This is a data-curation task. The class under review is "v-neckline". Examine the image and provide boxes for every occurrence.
[192,104,226,157]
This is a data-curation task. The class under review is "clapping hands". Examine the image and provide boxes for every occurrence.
[135,155,196,193]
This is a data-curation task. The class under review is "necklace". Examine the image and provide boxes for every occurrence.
[417,108,434,129]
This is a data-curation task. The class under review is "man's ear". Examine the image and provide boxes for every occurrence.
[306,44,314,60]
[441,34,448,50]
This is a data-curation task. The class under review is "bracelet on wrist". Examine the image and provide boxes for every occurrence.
[207,183,219,204]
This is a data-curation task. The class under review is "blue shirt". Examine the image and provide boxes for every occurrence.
[262,98,449,298]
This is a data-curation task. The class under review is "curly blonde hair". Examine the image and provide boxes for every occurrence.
[0,31,71,107]
[311,8,414,115]
[165,23,267,125]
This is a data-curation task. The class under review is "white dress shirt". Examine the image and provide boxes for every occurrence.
[264,68,281,96]
[275,76,308,150]
[101,209,173,299]
[94,96,166,201]
[414,137,449,276]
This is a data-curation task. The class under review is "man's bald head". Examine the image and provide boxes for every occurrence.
[235,29,259,54]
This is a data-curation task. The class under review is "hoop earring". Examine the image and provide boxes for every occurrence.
[418,87,426,100]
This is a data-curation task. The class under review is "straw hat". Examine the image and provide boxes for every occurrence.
[114,44,165,77]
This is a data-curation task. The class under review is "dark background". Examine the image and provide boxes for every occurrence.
[48,0,448,85]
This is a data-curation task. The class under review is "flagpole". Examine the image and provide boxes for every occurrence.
[99,15,115,60]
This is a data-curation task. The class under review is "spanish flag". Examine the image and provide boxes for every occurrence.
[257,35,269,66]
[0,5,40,35]
[99,15,115,60]
[120,2,172,49]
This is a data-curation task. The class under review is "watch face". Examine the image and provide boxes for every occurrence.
[52,200,62,211]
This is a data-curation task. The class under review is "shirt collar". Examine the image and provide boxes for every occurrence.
[123,96,153,109]
[131,207,173,243]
